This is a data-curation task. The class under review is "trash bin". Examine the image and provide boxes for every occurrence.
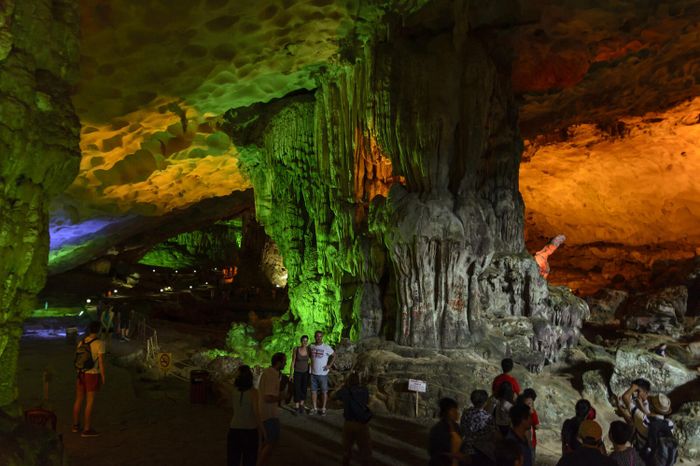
[65,327,78,346]
[190,370,210,404]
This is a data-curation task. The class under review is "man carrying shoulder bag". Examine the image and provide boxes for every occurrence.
[334,372,373,466]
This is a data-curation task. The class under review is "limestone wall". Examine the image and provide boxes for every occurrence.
[0,0,81,408]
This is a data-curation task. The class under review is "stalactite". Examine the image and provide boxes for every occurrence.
[226,0,588,365]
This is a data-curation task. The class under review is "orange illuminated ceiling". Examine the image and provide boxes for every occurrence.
[521,97,700,250]
[66,0,353,218]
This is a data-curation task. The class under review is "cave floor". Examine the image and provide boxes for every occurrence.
[17,334,434,466]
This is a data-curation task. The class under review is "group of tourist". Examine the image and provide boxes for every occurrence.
[428,359,678,466]
[227,330,372,466]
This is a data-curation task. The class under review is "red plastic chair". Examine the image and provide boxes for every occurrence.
[24,408,57,431]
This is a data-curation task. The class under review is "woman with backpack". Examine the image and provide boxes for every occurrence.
[72,321,106,437]
[494,381,515,436]
[228,365,264,466]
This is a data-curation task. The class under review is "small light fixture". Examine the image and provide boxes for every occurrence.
[159,288,164,292]
[205,281,209,285]
[113,289,118,293]
[79,310,84,316]
[86,298,92,304]
[189,285,193,289]
[175,270,178,273]
[193,269,197,273]
[152,269,156,272]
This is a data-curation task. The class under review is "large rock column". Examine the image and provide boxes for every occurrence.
[227,0,587,362]
[0,0,80,408]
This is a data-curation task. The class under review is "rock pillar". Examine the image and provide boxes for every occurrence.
[0,0,80,407]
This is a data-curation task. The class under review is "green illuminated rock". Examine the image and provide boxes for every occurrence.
[0,0,80,409]
[138,219,244,269]
[226,0,588,365]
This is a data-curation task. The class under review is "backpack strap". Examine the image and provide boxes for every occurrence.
[81,336,98,347]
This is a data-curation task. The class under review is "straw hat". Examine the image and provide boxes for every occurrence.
[650,393,672,415]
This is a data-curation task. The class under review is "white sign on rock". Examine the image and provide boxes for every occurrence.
[408,379,427,393]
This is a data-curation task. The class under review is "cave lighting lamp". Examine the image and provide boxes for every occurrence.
[86,298,92,304]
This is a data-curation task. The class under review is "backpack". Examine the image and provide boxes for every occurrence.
[74,337,97,372]
[348,388,373,424]
[645,417,678,466]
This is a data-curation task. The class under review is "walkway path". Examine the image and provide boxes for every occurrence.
[17,334,429,466]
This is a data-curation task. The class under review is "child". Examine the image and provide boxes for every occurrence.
[608,420,645,466]
[517,388,540,458]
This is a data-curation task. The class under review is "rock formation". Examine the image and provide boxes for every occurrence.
[225,0,588,363]
[0,0,80,408]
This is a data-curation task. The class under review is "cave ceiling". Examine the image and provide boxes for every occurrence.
[51,0,700,273]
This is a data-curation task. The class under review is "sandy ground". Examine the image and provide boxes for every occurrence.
[17,332,431,466]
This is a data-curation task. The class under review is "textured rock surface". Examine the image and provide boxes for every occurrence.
[671,402,700,460]
[620,286,688,335]
[0,410,64,466]
[224,1,588,362]
[651,256,700,317]
[581,369,610,404]
[48,191,253,274]
[609,347,696,395]
[586,289,629,324]
[0,0,80,407]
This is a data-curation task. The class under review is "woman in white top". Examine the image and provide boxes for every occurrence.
[494,381,515,436]
[228,365,264,466]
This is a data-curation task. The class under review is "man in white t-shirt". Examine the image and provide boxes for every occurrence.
[72,321,106,437]
[309,330,336,415]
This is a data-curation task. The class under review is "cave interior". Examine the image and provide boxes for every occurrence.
[1,0,700,465]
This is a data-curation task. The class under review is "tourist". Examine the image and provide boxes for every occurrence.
[309,330,336,415]
[620,378,651,422]
[492,358,521,396]
[654,344,667,357]
[428,397,465,466]
[494,438,524,466]
[289,335,310,415]
[517,388,540,457]
[561,399,592,454]
[98,304,115,353]
[257,352,286,466]
[494,381,515,436]
[505,403,533,466]
[228,365,263,466]
[608,420,645,466]
[334,372,373,466]
[555,420,617,466]
[460,389,496,464]
[71,321,106,437]
[117,307,130,342]
[626,392,677,464]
